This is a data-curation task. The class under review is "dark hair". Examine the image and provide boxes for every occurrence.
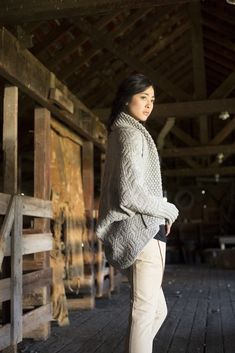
[107,73,154,134]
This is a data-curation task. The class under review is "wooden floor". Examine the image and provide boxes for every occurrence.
[18,265,235,353]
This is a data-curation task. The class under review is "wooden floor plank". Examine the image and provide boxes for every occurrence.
[184,267,210,353]
[204,268,224,353]
[18,265,235,353]
[218,271,235,353]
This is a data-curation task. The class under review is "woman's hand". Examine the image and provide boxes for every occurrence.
[165,222,172,236]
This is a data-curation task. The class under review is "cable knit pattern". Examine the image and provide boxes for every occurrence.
[95,111,178,269]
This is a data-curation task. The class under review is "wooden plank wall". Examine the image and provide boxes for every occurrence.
[0,83,53,352]
[0,193,53,352]
[50,119,95,316]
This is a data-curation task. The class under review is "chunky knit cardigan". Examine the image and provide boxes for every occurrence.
[95,112,178,269]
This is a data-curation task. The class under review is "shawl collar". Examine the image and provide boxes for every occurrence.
[111,111,160,162]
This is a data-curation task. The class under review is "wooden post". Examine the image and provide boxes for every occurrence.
[3,86,18,194]
[2,85,18,353]
[95,151,121,298]
[189,1,208,145]
[11,196,23,347]
[96,152,105,297]
[31,107,51,340]
[82,141,95,307]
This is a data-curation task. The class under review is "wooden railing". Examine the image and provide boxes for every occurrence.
[0,192,53,351]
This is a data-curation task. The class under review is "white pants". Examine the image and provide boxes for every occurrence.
[125,239,167,353]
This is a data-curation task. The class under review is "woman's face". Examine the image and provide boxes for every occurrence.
[127,85,155,122]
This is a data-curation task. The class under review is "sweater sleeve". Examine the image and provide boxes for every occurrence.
[118,128,167,217]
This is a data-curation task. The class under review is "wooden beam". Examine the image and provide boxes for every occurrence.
[204,29,235,54]
[0,193,52,218]
[31,21,74,58]
[49,88,74,114]
[189,1,208,144]
[161,143,235,158]
[3,86,18,193]
[11,195,23,346]
[0,0,199,24]
[142,20,190,61]
[22,304,51,336]
[5,233,53,257]
[202,16,234,41]
[22,197,52,218]
[202,2,235,28]
[34,108,51,212]
[73,17,191,101]
[94,98,235,119]
[170,126,199,146]
[33,107,51,340]
[59,9,161,81]
[205,48,235,72]
[205,41,235,68]
[60,7,168,81]
[209,70,235,99]
[189,2,206,98]
[0,196,15,269]
[47,12,119,69]
[163,166,235,177]
[0,304,52,349]
[0,268,52,302]
[209,118,235,145]
[71,12,190,103]
[0,324,10,351]
[0,28,106,150]
[2,85,18,347]
[82,141,95,308]
[69,8,167,95]
[157,118,175,150]
[149,123,202,169]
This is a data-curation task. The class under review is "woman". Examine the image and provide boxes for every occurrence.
[95,73,179,353]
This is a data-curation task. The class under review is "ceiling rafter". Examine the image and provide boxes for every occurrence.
[32,21,74,58]
[204,29,235,53]
[157,64,192,102]
[161,143,235,158]
[46,12,119,68]
[163,166,235,177]
[202,16,235,40]
[202,5,235,29]
[209,70,235,99]
[72,17,191,101]
[0,0,199,24]
[205,40,235,65]
[60,7,181,104]
[142,20,190,61]
[159,134,202,170]
[205,51,235,72]
[209,118,235,146]
[128,6,187,56]
[79,47,192,108]
[71,12,191,101]
[60,7,171,82]
[170,126,199,146]
[148,31,191,67]
[156,48,192,81]
[94,98,235,119]
[58,8,154,80]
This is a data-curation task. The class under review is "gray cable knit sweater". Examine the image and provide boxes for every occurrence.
[95,112,178,269]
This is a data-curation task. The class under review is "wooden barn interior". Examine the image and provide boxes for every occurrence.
[0,0,235,352]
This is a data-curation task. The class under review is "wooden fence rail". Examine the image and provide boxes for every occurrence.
[0,192,53,351]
